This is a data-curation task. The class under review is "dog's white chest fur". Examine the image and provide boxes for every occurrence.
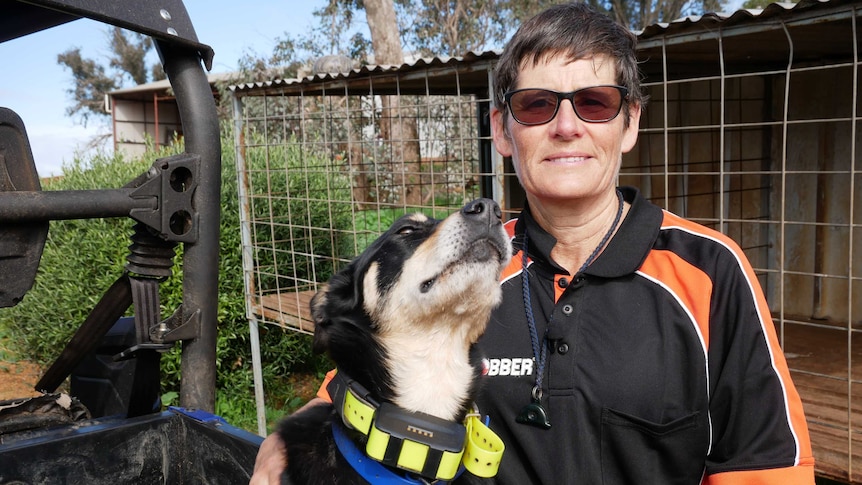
[384,329,476,421]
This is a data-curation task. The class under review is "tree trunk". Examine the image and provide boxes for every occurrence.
[364,0,402,63]
[364,0,423,207]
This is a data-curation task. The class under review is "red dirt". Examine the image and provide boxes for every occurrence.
[0,338,321,411]
[0,356,43,400]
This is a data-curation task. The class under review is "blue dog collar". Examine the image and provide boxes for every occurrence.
[332,419,435,484]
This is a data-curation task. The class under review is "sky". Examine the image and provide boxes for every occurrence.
[0,0,321,176]
[0,0,747,177]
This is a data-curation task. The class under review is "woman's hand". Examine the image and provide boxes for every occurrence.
[248,398,328,484]
[249,432,286,485]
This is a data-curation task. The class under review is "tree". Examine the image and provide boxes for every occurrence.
[741,0,797,9]
[364,0,424,206]
[402,0,558,56]
[330,0,730,58]
[107,27,158,86]
[58,27,164,127]
[236,36,306,81]
[56,49,118,128]
[598,0,723,30]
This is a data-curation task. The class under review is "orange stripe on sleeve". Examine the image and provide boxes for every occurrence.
[316,369,337,402]
[703,464,815,484]
[661,211,814,469]
[638,249,712,350]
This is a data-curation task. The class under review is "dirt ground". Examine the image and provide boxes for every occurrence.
[0,346,43,401]
[0,337,320,412]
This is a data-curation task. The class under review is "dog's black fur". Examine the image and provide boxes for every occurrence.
[278,198,511,485]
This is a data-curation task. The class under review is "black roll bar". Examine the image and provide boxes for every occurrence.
[1,0,222,412]
[157,38,221,411]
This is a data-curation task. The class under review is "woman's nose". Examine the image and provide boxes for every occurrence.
[550,98,586,138]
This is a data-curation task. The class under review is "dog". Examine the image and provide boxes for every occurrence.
[278,198,512,485]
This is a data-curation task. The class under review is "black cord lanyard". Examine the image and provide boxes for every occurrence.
[517,190,624,429]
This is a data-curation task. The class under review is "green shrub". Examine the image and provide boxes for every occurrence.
[1,151,147,361]
[0,133,330,432]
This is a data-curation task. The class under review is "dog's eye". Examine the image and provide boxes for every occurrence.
[420,277,436,293]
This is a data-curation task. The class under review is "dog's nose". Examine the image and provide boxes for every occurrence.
[462,198,502,222]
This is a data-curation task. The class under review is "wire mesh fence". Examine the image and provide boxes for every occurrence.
[629,5,861,481]
[231,59,499,335]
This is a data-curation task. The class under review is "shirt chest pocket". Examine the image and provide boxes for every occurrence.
[600,407,709,485]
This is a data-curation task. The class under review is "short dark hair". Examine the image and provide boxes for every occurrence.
[493,2,645,123]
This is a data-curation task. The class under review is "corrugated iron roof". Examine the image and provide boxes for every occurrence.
[638,0,860,81]
[228,0,860,94]
[228,50,501,94]
[636,0,854,40]
[109,71,238,100]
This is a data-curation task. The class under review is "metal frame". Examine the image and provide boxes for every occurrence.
[0,0,221,412]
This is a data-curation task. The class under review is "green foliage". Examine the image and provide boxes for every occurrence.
[741,0,796,9]
[0,131,331,431]
[241,135,355,293]
[1,151,147,361]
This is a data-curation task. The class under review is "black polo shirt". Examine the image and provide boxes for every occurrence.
[467,187,814,484]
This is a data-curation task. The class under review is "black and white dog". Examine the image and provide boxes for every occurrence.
[278,198,511,485]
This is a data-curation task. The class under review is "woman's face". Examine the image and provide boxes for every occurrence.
[491,54,640,205]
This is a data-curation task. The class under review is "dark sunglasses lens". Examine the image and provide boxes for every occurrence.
[573,87,623,122]
[510,90,559,124]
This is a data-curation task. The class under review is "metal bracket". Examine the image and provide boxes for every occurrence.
[112,306,201,362]
[151,306,201,344]
[130,153,200,243]
[113,343,174,361]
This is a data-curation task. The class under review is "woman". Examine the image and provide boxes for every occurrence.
[472,2,814,483]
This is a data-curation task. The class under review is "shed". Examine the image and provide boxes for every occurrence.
[231,1,861,481]
[107,72,231,156]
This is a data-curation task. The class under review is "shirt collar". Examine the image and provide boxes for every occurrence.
[514,186,662,278]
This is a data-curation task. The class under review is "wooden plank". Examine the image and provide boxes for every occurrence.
[782,320,862,483]
[253,290,317,335]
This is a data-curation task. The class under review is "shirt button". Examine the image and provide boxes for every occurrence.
[557,342,570,354]
[562,304,573,315]
[558,277,569,288]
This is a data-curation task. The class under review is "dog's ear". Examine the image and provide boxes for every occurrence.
[310,236,385,355]
[310,285,331,354]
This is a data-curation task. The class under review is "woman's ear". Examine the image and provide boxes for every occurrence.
[621,102,641,154]
[490,106,514,158]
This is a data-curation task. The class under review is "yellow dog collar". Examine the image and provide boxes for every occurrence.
[327,370,504,481]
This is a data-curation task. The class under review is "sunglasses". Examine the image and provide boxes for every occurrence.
[504,85,629,125]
